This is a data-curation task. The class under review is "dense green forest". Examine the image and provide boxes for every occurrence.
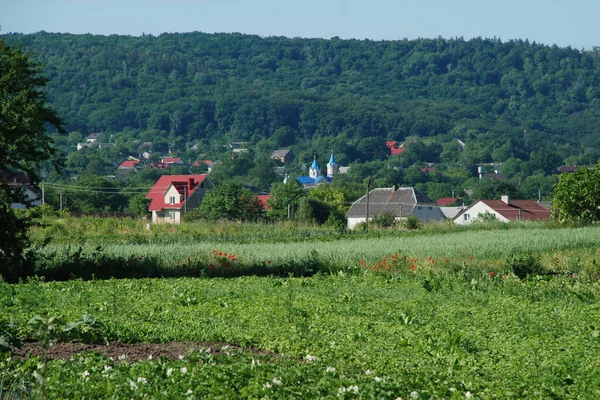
[4,31,600,213]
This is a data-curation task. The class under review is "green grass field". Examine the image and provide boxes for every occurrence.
[2,220,600,398]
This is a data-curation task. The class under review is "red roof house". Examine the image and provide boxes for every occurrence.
[257,194,271,211]
[118,160,141,170]
[436,198,459,207]
[454,196,551,224]
[145,174,214,223]
[161,157,185,165]
[386,141,406,156]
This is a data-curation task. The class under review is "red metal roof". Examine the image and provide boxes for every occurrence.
[118,160,140,169]
[436,197,458,206]
[161,157,183,164]
[390,147,405,155]
[146,174,209,211]
[479,199,552,221]
[257,194,271,210]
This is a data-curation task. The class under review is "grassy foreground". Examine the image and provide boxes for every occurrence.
[2,272,600,399]
[2,220,600,398]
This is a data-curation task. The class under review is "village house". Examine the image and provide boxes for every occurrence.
[146,174,214,224]
[118,159,141,171]
[86,132,101,143]
[270,149,294,164]
[346,186,445,229]
[385,141,405,156]
[557,165,578,174]
[454,196,552,225]
[0,172,41,209]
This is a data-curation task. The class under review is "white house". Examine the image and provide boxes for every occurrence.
[454,196,552,224]
[0,172,41,209]
[146,174,214,224]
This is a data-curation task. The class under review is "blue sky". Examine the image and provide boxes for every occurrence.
[2,0,597,49]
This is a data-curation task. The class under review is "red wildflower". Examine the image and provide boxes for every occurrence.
[212,250,217,254]
[218,252,223,257]
[469,255,474,260]
[489,271,494,276]
[267,260,271,264]
[411,264,415,271]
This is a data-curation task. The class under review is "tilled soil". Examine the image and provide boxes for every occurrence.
[12,341,269,363]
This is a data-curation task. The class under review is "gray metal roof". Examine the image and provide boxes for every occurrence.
[346,187,436,218]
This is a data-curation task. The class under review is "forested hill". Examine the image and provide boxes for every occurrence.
[4,32,600,164]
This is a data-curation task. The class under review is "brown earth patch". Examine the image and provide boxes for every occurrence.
[12,341,272,363]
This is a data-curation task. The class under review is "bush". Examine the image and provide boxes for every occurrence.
[506,252,544,279]
[404,215,422,230]
[372,211,396,228]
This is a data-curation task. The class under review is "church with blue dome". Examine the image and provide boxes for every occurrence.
[297,152,339,188]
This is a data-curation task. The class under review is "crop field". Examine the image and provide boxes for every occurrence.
[2,221,600,398]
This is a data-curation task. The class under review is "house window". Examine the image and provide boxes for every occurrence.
[168,211,176,220]
[417,206,422,210]
[428,207,432,210]
[169,196,176,204]
[464,214,470,221]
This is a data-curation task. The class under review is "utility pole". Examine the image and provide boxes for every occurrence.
[184,186,187,214]
[365,176,371,231]
[41,181,45,205]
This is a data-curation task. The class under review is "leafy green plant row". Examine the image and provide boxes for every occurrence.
[19,225,600,282]
[2,270,600,398]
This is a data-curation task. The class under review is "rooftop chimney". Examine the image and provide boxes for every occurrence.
[501,195,509,205]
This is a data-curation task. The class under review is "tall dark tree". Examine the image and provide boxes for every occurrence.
[0,38,65,281]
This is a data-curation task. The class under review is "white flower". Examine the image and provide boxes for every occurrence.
[82,370,90,379]
[103,365,112,372]
[338,386,359,395]
[148,354,153,360]
[167,368,173,377]
[305,354,318,362]
[118,354,127,361]
[137,377,147,384]
[272,377,282,385]
[465,391,473,399]
[186,389,193,395]
[178,354,185,360]
[129,379,138,390]
[326,366,336,373]
[365,369,372,375]
[251,359,261,367]
[410,391,419,399]
[263,382,272,389]
[374,376,383,382]
[180,367,187,375]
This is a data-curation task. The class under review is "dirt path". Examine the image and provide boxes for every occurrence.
[12,341,270,363]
